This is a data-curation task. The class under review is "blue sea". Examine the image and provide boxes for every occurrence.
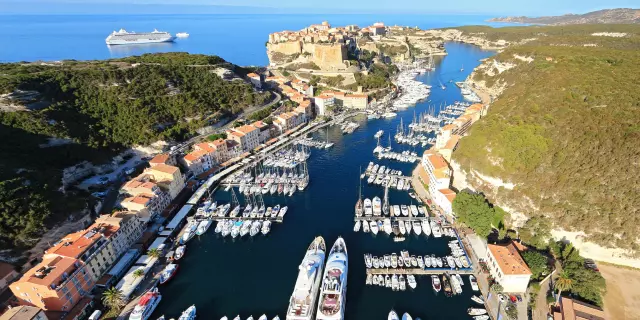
[1,14,516,65]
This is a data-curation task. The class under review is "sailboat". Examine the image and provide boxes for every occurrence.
[324,127,334,149]
[355,167,364,217]
[460,64,464,72]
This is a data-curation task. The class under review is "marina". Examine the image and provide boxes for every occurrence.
[151,42,495,320]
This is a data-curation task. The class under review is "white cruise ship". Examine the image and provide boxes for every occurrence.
[129,288,161,320]
[316,237,348,320]
[286,237,326,320]
[106,29,175,45]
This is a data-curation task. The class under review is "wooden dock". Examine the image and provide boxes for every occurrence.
[366,268,474,275]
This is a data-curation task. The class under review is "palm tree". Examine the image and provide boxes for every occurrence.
[102,287,125,309]
[133,268,145,279]
[554,271,573,306]
[147,248,161,259]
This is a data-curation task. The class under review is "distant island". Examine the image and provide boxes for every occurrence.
[488,8,640,25]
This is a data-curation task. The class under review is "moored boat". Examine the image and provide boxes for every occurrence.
[196,219,212,236]
[129,288,162,320]
[316,237,348,320]
[159,264,178,284]
[470,275,479,291]
[286,237,326,320]
[178,305,196,320]
[431,275,441,292]
[467,308,487,316]
[174,245,186,261]
[401,313,412,320]
[388,310,399,320]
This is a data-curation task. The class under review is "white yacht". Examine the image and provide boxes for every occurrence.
[286,237,326,320]
[316,237,348,320]
[178,305,196,320]
[363,198,373,216]
[372,197,382,216]
[105,29,175,45]
[129,288,161,320]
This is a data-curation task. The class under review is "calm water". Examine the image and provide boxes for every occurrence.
[0,14,514,65]
[150,42,494,320]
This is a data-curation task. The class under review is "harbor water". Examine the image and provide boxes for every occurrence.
[151,42,495,320]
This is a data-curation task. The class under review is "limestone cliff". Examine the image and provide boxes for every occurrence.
[449,25,640,257]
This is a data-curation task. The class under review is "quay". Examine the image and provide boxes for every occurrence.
[366,268,474,275]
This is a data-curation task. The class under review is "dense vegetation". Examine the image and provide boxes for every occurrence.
[551,241,607,306]
[452,190,505,238]
[0,53,270,252]
[452,24,640,252]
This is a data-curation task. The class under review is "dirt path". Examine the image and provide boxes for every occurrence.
[600,263,640,320]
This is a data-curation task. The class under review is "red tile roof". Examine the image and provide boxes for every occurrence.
[488,243,532,276]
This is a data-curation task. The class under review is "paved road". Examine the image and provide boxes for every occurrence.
[171,91,281,155]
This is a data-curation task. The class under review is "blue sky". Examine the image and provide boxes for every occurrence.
[0,0,636,15]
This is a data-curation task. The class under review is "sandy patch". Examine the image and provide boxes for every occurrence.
[551,230,640,268]
[600,263,640,320]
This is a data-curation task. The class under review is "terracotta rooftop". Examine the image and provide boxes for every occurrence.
[252,121,267,129]
[427,153,449,170]
[0,306,43,320]
[557,296,605,320]
[46,223,118,258]
[194,142,216,153]
[19,256,78,287]
[124,193,155,206]
[443,135,461,150]
[487,243,532,276]
[442,124,456,131]
[235,125,258,135]
[211,139,226,147]
[346,94,368,98]
[316,94,334,100]
[149,153,170,165]
[184,150,208,162]
[438,188,457,203]
[149,164,179,175]
[247,72,259,78]
[299,100,311,107]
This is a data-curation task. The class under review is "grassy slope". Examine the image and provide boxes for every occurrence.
[451,25,640,252]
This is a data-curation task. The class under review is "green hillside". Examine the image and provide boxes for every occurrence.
[0,53,269,252]
[452,25,640,253]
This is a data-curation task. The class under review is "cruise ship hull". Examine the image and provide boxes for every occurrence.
[106,37,175,45]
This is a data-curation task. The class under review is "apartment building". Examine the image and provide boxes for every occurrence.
[0,306,48,320]
[342,94,368,109]
[485,242,532,293]
[437,134,460,163]
[10,256,94,312]
[247,73,262,89]
[227,125,260,152]
[143,164,185,200]
[44,225,119,282]
[120,176,171,220]
[94,212,144,258]
[418,150,456,215]
[148,153,176,167]
[314,94,335,116]
[553,297,605,320]
[251,121,271,144]
[274,111,306,132]
[180,150,212,176]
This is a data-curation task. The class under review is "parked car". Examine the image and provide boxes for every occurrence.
[516,295,523,302]
[498,294,507,303]
[124,167,135,175]
[99,176,109,182]
[509,295,517,303]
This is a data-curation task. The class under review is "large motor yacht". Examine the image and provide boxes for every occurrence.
[286,237,326,320]
[316,237,348,320]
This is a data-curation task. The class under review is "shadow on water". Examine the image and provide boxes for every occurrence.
[152,42,494,320]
